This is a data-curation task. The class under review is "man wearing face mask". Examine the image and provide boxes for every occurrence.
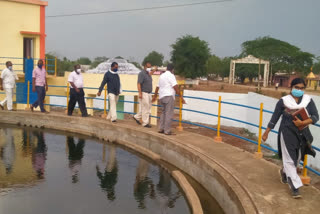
[0,61,19,111]
[67,64,89,117]
[133,62,155,128]
[97,62,121,122]
[30,59,48,113]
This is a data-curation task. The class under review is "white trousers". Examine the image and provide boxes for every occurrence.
[134,92,152,126]
[107,93,119,121]
[280,133,303,189]
[0,88,13,110]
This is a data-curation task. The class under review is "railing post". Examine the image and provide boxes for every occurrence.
[176,91,184,131]
[214,96,222,142]
[254,103,264,159]
[101,85,107,118]
[54,57,57,77]
[25,81,30,110]
[300,155,311,185]
[65,82,69,114]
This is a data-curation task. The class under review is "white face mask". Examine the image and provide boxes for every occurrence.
[146,68,152,72]
[8,66,12,71]
[76,69,81,73]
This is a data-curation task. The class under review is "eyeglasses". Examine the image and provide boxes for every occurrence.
[294,86,305,90]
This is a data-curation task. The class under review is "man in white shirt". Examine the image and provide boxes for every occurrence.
[0,61,19,111]
[67,64,89,117]
[152,64,185,135]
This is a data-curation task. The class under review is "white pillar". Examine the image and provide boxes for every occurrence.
[229,61,233,84]
[232,62,236,85]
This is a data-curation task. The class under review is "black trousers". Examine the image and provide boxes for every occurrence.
[68,88,88,116]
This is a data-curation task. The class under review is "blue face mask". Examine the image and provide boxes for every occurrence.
[113,68,118,72]
[38,64,43,69]
[291,89,304,97]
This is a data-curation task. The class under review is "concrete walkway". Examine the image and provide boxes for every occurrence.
[0,111,319,213]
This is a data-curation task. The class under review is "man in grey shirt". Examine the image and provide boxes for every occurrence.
[134,62,155,128]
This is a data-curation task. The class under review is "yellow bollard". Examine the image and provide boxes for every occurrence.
[25,81,30,110]
[300,155,311,185]
[54,57,57,77]
[176,91,184,131]
[214,96,222,143]
[254,103,264,159]
[101,85,107,118]
[65,82,70,114]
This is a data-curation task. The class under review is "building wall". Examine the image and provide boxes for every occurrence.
[0,1,40,72]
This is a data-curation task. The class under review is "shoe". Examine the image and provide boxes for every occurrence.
[133,117,141,125]
[279,168,288,184]
[0,105,4,110]
[164,131,176,135]
[41,111,49,114]
[112,120,117,123]
[158,130,164,134]
[287,177,302,199]
[144,124,152,128]
[30,105,34,112]
[82,114,91,117]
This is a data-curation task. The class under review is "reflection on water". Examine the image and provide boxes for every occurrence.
[96,144,118,201]
[0,126,190,214]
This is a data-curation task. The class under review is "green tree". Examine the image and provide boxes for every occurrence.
[206,55,222,76]
[91,56,108,68]
[142,51,164,66]
[241,36,314,75]
[131,61,142,69]
[171,35,211,79]
[76,57,91,65]
[220,57,233,80]
[236,64,262,83]
[163,60,170,67]
[313,57,320,74]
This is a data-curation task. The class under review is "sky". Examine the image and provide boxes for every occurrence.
[45,0,320,63]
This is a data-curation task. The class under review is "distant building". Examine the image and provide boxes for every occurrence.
[0,0,48,72]
[273,72,300,87]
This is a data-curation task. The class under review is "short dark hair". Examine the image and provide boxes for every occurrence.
[6,61,11,66]
[74,64,80,70]
[290,78,306,88]
[38,59,43,63]
[143,61,151,66]
[111,62,118,68]
[167,63,174,71]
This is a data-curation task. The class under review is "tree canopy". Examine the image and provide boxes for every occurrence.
[241,36,314,74]
[142,51,164,66]
[91,56,109,68]
[171,35,211,79]
[77,57,92,65]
